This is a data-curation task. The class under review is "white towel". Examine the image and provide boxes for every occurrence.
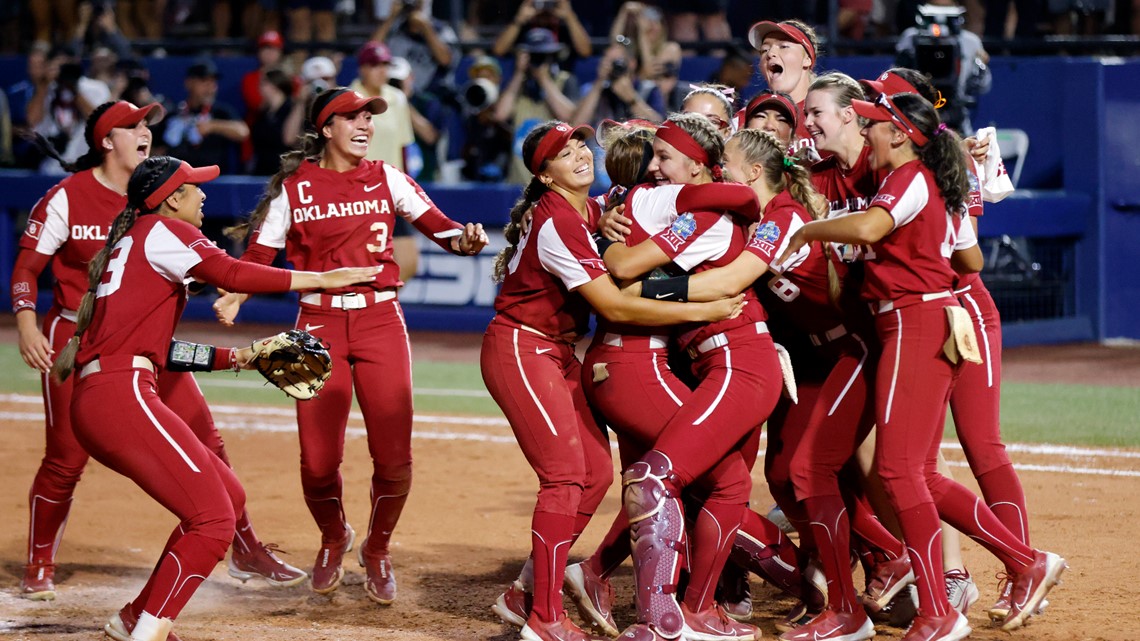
[972,127,1016,203]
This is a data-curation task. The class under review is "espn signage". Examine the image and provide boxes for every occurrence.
[399,235,507,308]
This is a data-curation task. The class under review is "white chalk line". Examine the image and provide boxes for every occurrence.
[2,393,1138,477]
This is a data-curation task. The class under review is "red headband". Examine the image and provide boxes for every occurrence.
[142,161,220,210]
[654,120,709,166]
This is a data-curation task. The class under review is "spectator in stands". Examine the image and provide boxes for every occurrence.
[458,55,513,182]
[9,42,52,136]
[283,54,338,146]
[107,57,147,101]
[659,0,732,49]
[248,67,294,175]
[0,91,12,166]
[151,58,249,174]
[1049,0,1108,34]
[494,27,580,184]
[610,2,684,113]
[373,0,459,95]
[348,41,415,171]
[572,42,665,128]
[116,0,166,39]
[120,75,158,110]
[30,0,77,47]
[287,0,336,65]
[707,45,755,98]
[26,46,112,174]
[241,30,287,121]
[840,0,874,39]
[982,0,1041,37]
[492,0,592,67]
[72,2,132,59]
[391,56,446,182]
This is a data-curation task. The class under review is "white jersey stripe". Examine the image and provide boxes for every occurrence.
[962,292,993,387]
[886,172,930,229]
[884,310,903,425]
[35,189,71,256]
[145,221,207,283]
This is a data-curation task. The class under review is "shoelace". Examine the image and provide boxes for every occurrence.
[994,571,1012,595]
[262,542,292,556]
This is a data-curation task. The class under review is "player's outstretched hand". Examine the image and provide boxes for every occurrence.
[457,222,489,256]
[316,266,383,290]
[17,324,53,373]
[776,228,808,267]
[213,289,248,327]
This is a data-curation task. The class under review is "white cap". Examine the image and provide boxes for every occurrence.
[301,56,337,82]
[389,57,411,81]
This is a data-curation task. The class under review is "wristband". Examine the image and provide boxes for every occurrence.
[167,340,217,372]
[640,275,689,302]
[593,233,620,258]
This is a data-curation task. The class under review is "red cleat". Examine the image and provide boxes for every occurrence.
[310,524,354,595]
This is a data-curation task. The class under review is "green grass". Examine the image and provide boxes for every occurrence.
[3,344,1138,445]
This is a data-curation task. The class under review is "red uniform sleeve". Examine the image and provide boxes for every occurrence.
[409,206,464,252]
[240,241,279,265]
[10,249,51,313]
[675,183,762,221]
[650,210,723,259]
[188,253,293,293]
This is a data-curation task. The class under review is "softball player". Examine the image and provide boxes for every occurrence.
[746,19,820,152]
[779,92,1065,640]
[214,87,489,604]
[482,121,744,641]
[10,101,306,601]
[49,155,377,641]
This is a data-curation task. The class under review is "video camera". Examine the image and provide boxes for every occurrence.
[459,78,500,113]
[899,3,988,131]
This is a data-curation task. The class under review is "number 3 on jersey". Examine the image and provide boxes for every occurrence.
[366,221,389,254]
[767,273,801,302]
[96,236,134,298]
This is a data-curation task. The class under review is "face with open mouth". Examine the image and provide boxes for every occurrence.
[759,36,811,96]
[540,136,594,193]
[105,120,152,172]
[324,110,374,162]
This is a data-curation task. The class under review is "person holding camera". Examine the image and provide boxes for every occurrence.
[150,59,249,175]
[371,0,459,95]
[610,2,684,112]
[572,42,664,132]
[495,27,581,184]
[27,45,112,175]
[492,0,592,68]
[458,56,513,182]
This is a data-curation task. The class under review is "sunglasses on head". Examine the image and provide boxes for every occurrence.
[873,93,928,146]
[704,114,730,130]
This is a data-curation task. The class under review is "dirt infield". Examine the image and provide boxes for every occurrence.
[1,325,1139,640]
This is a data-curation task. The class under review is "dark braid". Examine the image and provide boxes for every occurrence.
[226,132,326,240]
[893,93,970,216]
[27,101,117,174]
[491,122,559,283]
[50,159,173,382]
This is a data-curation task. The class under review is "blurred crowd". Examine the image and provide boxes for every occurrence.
[1,0,1137,180]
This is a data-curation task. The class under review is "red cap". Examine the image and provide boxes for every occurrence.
[744,91,800,132]
[654,120,709,166]
[257,30,284,49]
[859,70,919,99]
[92,101,165,147]
[310,89,387,130]
[748,21,815,64]
[852,93,929,147]
[526,122,595,175]
[358,41,393,66]
[142,160,220,210]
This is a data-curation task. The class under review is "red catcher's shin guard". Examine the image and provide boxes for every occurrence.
[624,451,686,639]
[729,510,803,600]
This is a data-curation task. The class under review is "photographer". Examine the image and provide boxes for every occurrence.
[896,1,990,133]
[493,27,580,184]
[571,41,664,129]
[372,0,459,95]
[492,0,591,67]
[457,56,512,182]
[283,55,338,148]
[26,46,112,175]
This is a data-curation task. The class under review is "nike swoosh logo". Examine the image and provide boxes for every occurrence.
[33,543,52,549]
[536,347,552,355]
[363,183,383,192]
[305,324,325,332]
[655,292,673,299]
[814,624,843,640]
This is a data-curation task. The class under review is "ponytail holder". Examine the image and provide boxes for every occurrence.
[711,165,724,182]
[935,123,948,136]
[933,91,947,110]
[782,156,796,171]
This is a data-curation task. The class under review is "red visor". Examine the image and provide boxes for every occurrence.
[859,71,919,99]
[143,161,221,210]
[526,122,595,175]
[312,90,387,129]
[852,93,929,147]
[654,120,709,166]
[744,92,800,131]
[93,101,165,145]
[748,21,815,64]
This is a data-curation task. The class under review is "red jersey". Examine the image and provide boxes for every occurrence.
[861,160,977,304]
[811,146,882,218]
[77,216,231,369]
[745,191,842,335]
[249,159,462,291]
[492,192,607,341]
[19,170,126,311]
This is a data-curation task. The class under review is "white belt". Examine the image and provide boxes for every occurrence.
[689,321,768,357]
[300,290,396,310]
[808,324,848,347]
[79,355,154,379]
[602,333,668,349]
[876,291,952,314]
[59,308,78,323]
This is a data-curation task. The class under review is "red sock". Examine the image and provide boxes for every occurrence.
[848,494,905,559]
[932,481,1034,570]
[531,511,575,622]
[27,494,73,565]
[803,494,859,613]
[231,510,258,554]
[976,465,1030,549]
[684,502,744,612]
[895,502,949,617]
[139,530,230,619]
[586,511,631,579]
